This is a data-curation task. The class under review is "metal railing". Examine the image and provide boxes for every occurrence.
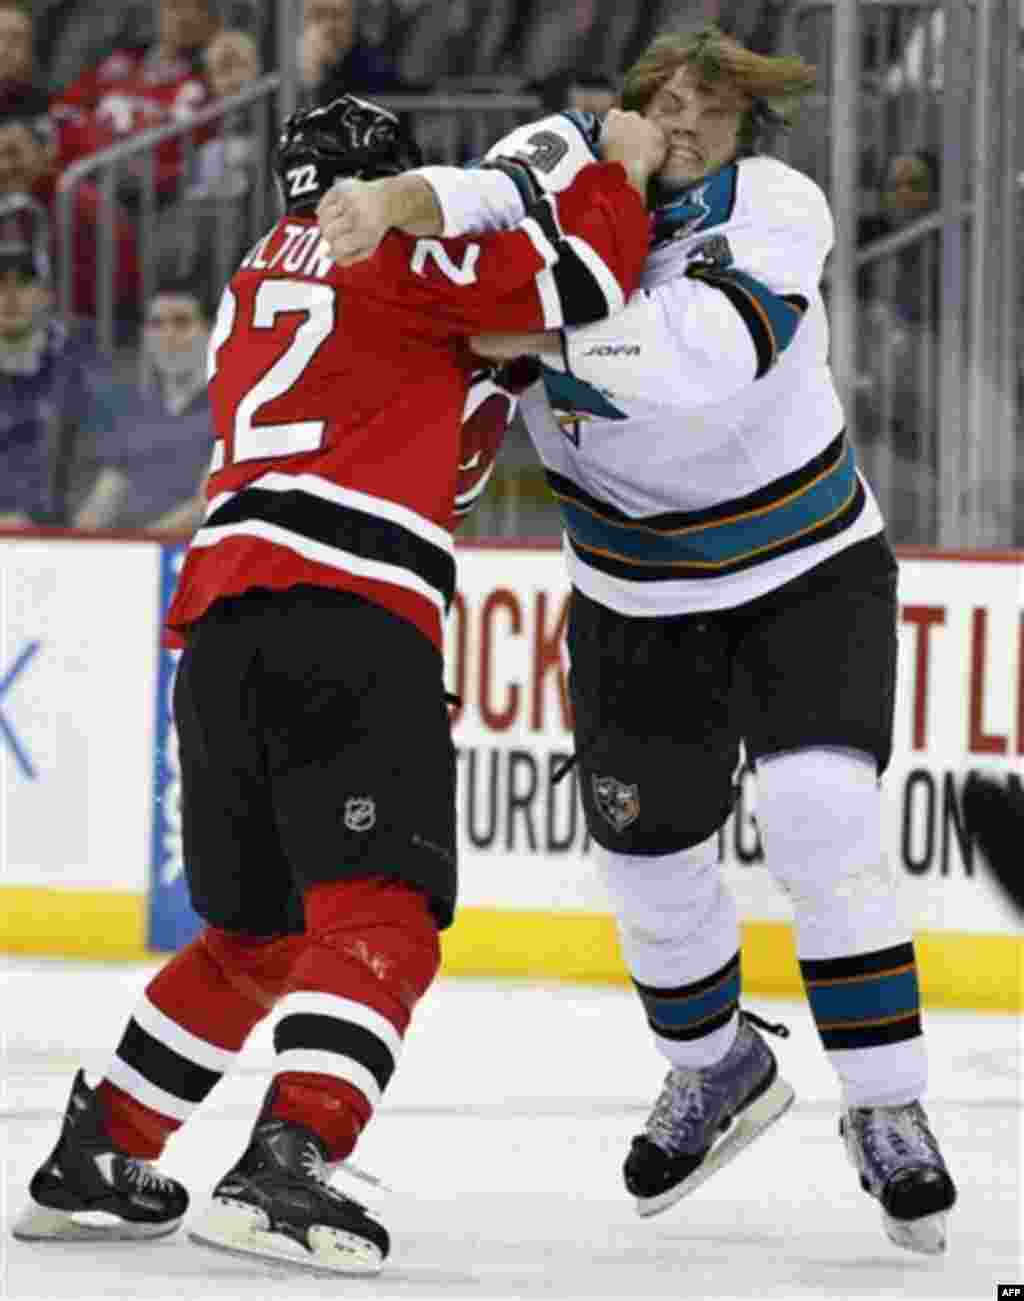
[780,0,1021,547]
[49,76,550,533]
[51,2,1021,546]
[55,83,544,361]
[56,73,282,356]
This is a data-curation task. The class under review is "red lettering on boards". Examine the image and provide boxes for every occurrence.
[968,607,1007,754]
[901,605,945,750]
[479,589,521,731]
[531,590,571,733]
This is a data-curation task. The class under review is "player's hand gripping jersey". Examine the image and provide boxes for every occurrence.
[452,363,531,530]
[165,158,649,649]
[433,111,885,616]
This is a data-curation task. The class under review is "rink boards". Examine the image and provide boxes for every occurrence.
[1,534,1021,1010]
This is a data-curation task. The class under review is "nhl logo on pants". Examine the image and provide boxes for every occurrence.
[592,775,640,832]
[344,796,376,832]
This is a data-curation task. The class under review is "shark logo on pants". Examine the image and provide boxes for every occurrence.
[592,775,640,832]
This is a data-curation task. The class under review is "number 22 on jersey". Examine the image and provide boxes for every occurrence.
[207,280,336,467]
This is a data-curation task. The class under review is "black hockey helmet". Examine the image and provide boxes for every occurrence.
[274,94,424,213]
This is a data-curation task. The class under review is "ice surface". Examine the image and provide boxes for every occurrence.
[1,956,1020,1301]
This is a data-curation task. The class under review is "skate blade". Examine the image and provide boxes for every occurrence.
[883,1208,948,1256]
[635,1076,796,1219]
[188,1198,384,1278]
[12,1200,182,1242]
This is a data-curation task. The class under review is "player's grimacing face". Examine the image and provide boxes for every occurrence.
[645,65,748,188]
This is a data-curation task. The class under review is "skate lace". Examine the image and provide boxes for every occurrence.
[740,1010,790,1040]
[644,1012,788,1155]
[300,1141,335,1188]
[646,1069,706,1151]
[333,1158,391,1191]
[123,1160,175,1194]
[299,1141,371,1209]
[861,1104,938,1173]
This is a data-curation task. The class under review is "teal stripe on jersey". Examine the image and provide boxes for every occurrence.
[556,439,857,570]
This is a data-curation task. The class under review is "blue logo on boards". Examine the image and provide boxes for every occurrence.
[0,640,41,779]
[148,544,202,952]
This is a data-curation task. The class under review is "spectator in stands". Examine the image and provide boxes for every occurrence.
[855,149,942,541]
[0,236,113,527]
[0,88,141,322]
[57,0,218,114]
[205,26,262,101]
[55,0,222,201]
[0,3,92,175]
[857,150,941,365]
[860,150,940,249]
[0,1,32,83]
[189,28,263,197]
[0,81,91,177]
[568,75,618,117]
[518,0,642,97]
[529,68,618,116]
[299,0,406,102]
[74,278,214,532]
[885,0,1023,92]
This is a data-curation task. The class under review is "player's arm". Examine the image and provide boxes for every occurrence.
[318,110,654,267]
[318,163,525,263]
[318,173,446,266]
[381,158,649,335]
[365,114,662,336]
[538,272,805,409]
[317,111,599,265]
[470,253,810,393]
[488,175,828,409]
[415,109,605,237]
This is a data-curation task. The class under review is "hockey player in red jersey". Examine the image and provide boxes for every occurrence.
[165,102,655,653]
[13,94,664,1276]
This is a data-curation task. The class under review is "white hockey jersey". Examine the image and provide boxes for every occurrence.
[420,113,885,616]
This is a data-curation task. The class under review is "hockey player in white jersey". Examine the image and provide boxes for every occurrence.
[318,23,958,1257]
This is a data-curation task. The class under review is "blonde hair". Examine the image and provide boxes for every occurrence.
[621,24,817,153]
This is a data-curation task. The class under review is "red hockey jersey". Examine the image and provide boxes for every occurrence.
[165,160,649,651]
[56,48,212,196]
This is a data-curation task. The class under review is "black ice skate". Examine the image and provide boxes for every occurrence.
[624,1012,795,1217]
[841,1101,957,1254]
[189,1114,389,1277]
[12,1069,188,1242]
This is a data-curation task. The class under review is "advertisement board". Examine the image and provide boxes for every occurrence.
[440,546,1022,1007]
[1,535,1020,1007]
[147,543,201,953]
[0,538,159,956]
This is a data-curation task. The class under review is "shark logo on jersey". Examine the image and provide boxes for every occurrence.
[652,183,710,246]
[651,165,740,248]
[542,366,627,448]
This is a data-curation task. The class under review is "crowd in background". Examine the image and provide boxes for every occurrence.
[0,0,1020,538]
